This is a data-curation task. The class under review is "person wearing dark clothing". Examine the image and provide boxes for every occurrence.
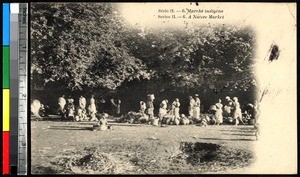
[109,98,117,116]
[116,99,121,115]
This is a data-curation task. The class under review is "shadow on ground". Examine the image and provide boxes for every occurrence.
[49,126,91,131]
[199,137,256,141]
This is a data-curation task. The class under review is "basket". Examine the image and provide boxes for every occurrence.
[228,117,233,122]
[248,119,256,125]
[151,118,159,126]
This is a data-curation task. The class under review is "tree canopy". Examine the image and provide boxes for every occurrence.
[31,3,149,90]
[124,24,256,93]
[31,3,257,95]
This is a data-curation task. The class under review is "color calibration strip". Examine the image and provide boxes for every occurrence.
[18,3,28,175]
[3,3,11,175]
[10,3,20,174]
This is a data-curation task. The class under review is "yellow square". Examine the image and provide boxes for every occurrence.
[3,89,10,131]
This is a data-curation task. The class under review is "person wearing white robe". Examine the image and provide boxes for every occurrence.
[31,99,42,119]
[233,97,242,125]
[223,96,233,118]
[140,101,146,114]
[78,96,87,120]
[79,96,87,110]
[146,94,155,119]
[58,95,66,120]
[193,95,201,119]
[188,96,195,118]
[93,113,109,131]
[58,95,66,111]
[172,98,180,119]
[215,99,223,125]
[158,100,168,120]
[181,114,190,125]
[89,95,97,121]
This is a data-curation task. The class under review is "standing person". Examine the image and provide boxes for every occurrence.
[224,96,233,118]
[158,100,168,121]
[172,98,181,119]
[140,101,146,114]
[98,98,106,113]
[66,98,75,121]
[165,99,171,113]
[88,95,98,121]
[188,96,195,118]
[79,96,87,120]
[79,96,87,110]
[116,98,121,116]
[146,94,155,119]
[245,103,254,118]
[58,95,66,120]
[109,98,117,116]
[193,94,201,120]
[233,97,243,126]
[215,99,223,125]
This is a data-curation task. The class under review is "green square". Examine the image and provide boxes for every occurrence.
[3,46,10,88]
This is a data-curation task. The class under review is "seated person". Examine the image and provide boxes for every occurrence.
[209,114,217,125]
[31,99,42,119]
[180,114,190,125]
[39,104,50,117]
[200,117,208,127]
[66,98,75,121]
[93,113,110,131]
[174,116,180,125]
[75,108,83,122]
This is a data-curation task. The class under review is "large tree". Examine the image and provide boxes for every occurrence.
[31,3,257,97]
[124,24,257,93]
[31,3,149,91]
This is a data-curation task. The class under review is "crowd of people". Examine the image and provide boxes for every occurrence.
[32,93,259,131]
[122,94,259,127]
[58,95,98,122]
[33,93,259,125]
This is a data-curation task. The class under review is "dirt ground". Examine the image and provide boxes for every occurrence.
[31,116,257,174]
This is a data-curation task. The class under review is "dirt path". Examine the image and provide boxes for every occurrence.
[31,117,257,174]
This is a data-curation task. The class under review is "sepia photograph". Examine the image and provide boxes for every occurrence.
[30,2,297,174]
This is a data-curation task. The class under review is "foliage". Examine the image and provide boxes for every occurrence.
[124,24,256,92]
[31,3,149,90]
[31,3,257,94]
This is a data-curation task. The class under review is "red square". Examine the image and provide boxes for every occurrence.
[2,131,10,174]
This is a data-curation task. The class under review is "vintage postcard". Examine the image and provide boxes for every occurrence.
[30,2,297,174]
